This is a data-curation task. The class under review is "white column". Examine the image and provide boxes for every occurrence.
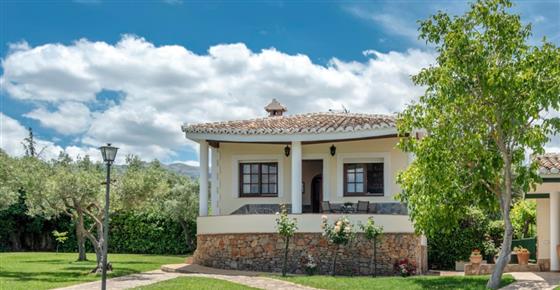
[550,192,560,271]
[291,141,302,214]
[210,147,219,216]
[199,140,209,217]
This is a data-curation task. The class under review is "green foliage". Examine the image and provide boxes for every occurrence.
[109,211,192,255]
[137,276,257,290]
[397,0,560,234]
[275,204,298,238]
[359,217,384,277]
[52,230,69,244]
[0,150,19,210]
[275,204,298,277]
[427,207,501,269]
[0,252,186,290]
[511,199,536,239]
[359,217,383,241]
[277,274,516,290]
[396,0,560,286]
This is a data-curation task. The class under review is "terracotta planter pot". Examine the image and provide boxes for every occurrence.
[517,252,530,265]
[470,255,482,264]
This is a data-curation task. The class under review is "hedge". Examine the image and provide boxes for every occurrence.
[1,199,195,255]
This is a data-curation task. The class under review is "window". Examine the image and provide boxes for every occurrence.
[343,163,383,196]
[239,162,278,197]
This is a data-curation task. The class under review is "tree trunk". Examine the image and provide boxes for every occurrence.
[179,220,193,252]
[372,238,377,277]
[75,211,87,261]
[487,155,514,289]
[332,244,339,276]
[282,236,290,276]
[522,220,530,238]
[84,217,104,273]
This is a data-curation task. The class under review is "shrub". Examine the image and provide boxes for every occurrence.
[321,215,355,276]
[427,207,499,270]
[394,258,416,277]
[275,204,298,276]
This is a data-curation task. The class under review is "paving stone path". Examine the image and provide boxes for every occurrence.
[499,272,560,290]
[53,270,183,290]
[54,266,318,290]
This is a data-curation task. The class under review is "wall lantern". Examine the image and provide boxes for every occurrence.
[330,144,336,156]
[284,145,291,157]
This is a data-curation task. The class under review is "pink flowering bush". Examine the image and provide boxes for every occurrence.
[394,258,417,277]
[321,215,355,275]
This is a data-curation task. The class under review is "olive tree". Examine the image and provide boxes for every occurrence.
[0,150,19,211]
[397,0,560,288]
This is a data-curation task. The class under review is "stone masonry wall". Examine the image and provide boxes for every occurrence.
[194,232,426,275]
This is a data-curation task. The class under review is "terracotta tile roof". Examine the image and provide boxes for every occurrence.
[182,112,396,135]
[537,153,560,175]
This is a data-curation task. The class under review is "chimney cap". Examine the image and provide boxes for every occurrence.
[264,99,287,116]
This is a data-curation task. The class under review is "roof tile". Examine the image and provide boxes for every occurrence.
[537,153,560,175]
[182,112,396,135]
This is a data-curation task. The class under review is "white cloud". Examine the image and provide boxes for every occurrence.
[1,35,436,162]
[344,6,420,43]
[175,160,200,167]
[0,113,64,160]
[24,102,92,135]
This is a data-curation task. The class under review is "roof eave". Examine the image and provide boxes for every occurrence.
[184,127,398,143]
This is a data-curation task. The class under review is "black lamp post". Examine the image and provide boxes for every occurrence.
[98,143,118,290]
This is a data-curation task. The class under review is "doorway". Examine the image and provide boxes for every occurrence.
[311,174,323,213]
[302,160,323,213]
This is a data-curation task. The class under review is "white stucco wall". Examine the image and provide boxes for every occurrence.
[530,181,560,261]
[214,137,407,215]
[536,198,551,259]
[197,214,415,234]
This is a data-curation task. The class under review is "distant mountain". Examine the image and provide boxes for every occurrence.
[163,163,199,179]
[113,161,199,179]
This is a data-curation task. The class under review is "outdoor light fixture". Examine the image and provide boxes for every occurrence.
[99,143,118,164]
[330,144,336,156]
[98,143,118,290]
[284,145,291,157]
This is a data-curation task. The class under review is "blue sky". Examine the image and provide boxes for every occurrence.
[1,0,559,164]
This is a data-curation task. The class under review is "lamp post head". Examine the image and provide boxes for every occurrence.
[99,143,119,164]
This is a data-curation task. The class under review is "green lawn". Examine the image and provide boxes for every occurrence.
[277,274,516,290]
[0,252,186,290]
[134,276,258,290]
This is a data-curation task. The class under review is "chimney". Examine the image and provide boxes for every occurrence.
[264,98,287,117]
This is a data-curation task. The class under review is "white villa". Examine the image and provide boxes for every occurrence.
[182,99,427,275]
[528,153,560,272]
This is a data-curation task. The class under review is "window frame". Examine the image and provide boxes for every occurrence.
[238,162,279,197]
[343,162,384,197]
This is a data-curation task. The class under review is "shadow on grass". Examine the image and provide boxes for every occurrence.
[0,266,142,283]
[408,275,515,290]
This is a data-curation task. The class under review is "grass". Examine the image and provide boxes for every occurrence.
[0,252,186,290]
[277,274,516,290]
[133,276,258,290]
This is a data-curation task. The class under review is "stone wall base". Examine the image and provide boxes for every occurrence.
[194,232,426,276]
[464,263,540,275]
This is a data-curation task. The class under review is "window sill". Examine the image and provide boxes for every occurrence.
[239,194,279,198]
[343,193,384,197]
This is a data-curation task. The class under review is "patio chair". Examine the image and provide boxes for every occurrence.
[357,200,370,213]
[322,201,334,213]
